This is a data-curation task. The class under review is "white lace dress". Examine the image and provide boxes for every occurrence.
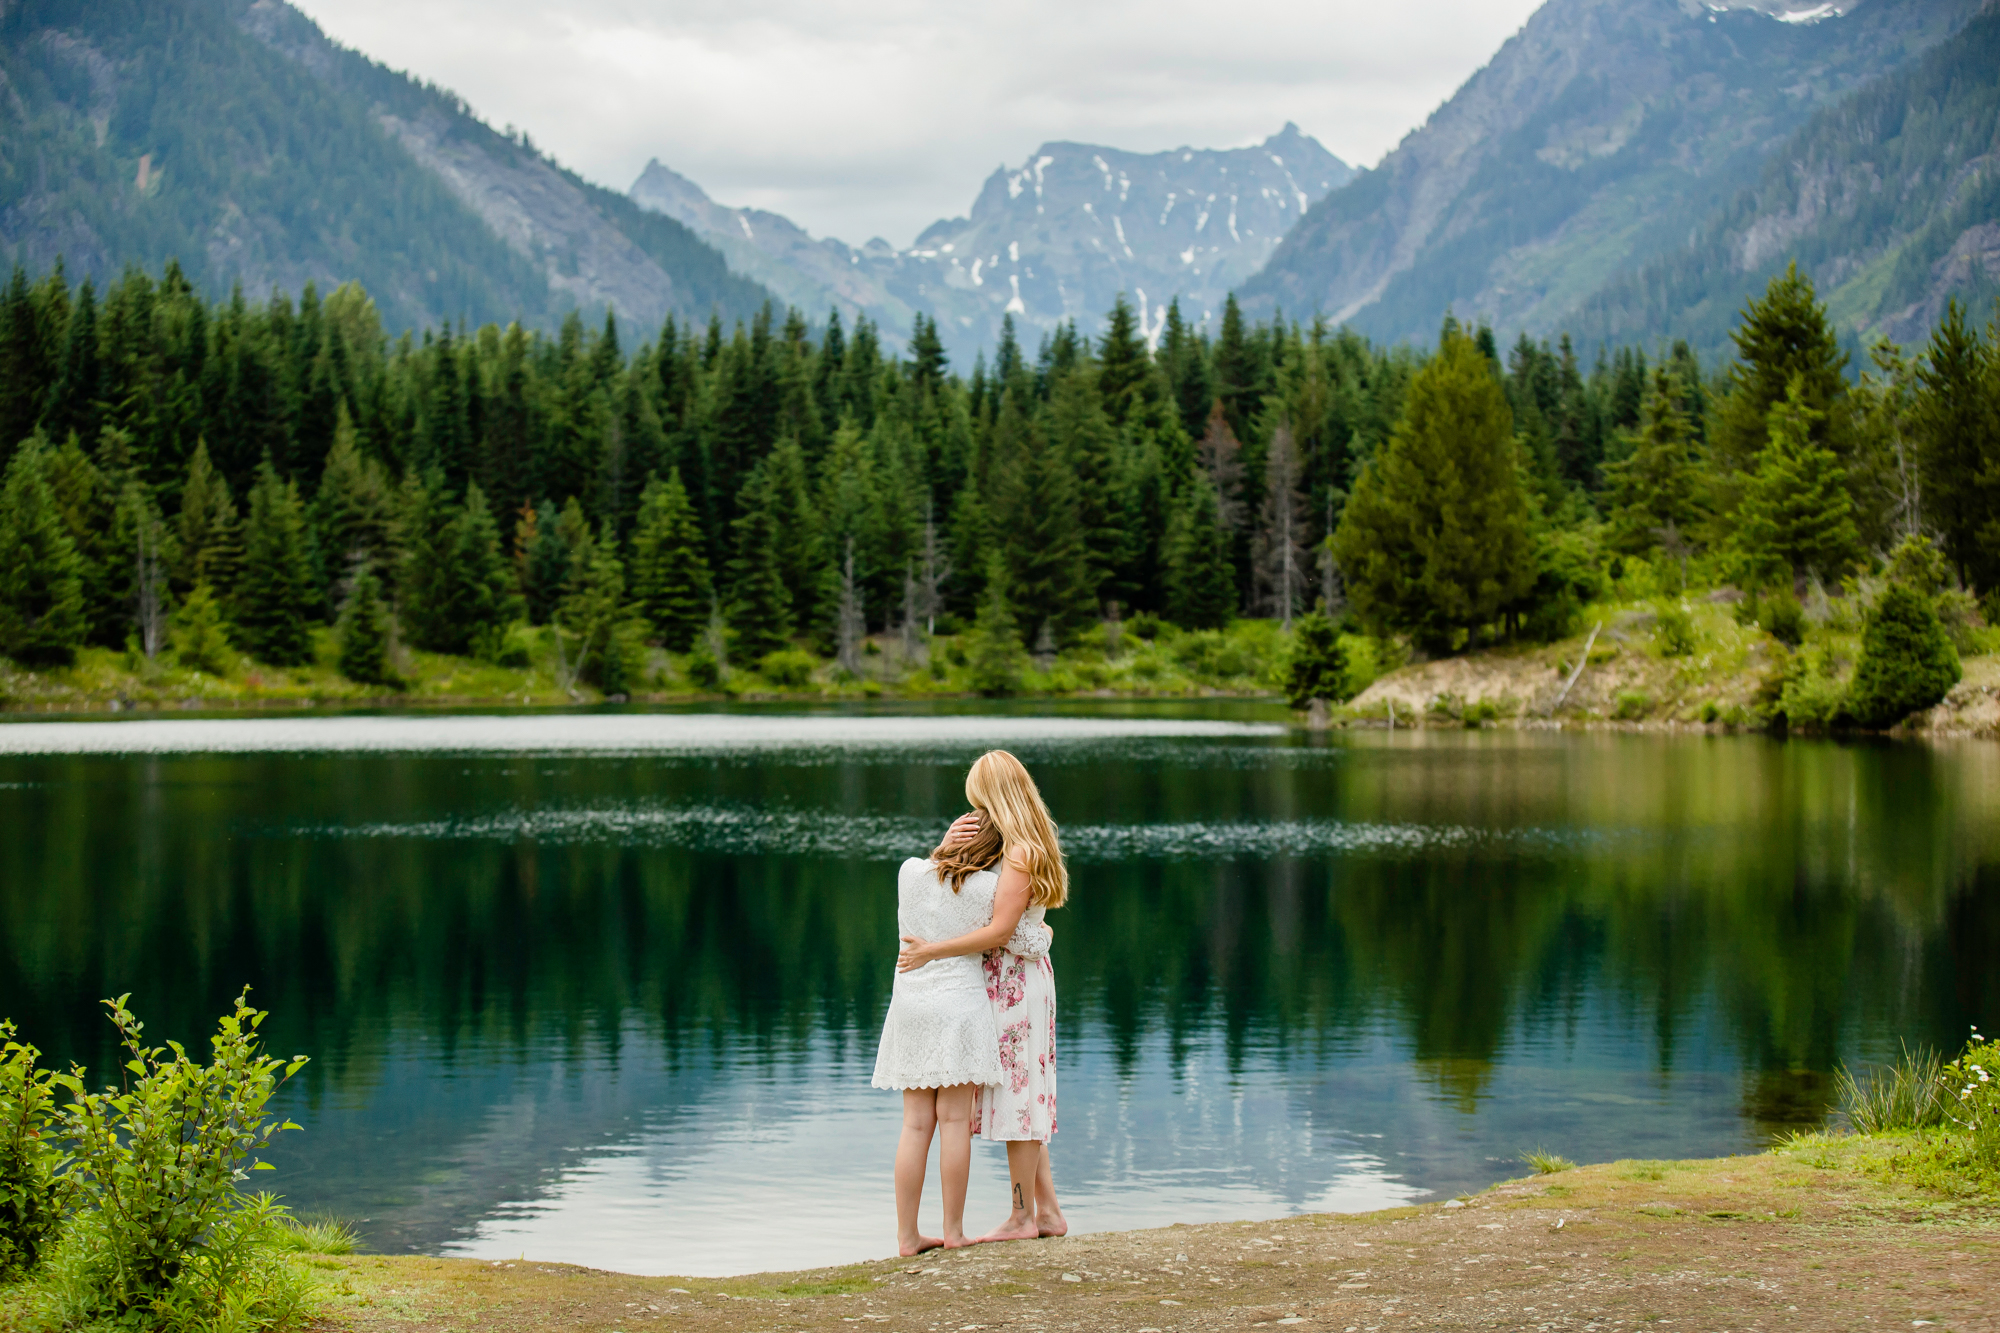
[974,903,1058,1142]
[872,859,1051,1090]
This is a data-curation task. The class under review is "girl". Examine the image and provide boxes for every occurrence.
[897,750,1068,1244]
[872,756,1051,1255]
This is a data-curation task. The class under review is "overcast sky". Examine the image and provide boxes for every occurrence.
[290,0,1545,249]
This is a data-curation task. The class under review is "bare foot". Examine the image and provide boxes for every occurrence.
[942,1232,980,1249]
[1036,1211,1068,1238]
[898,1234,944,1256]
[977,1217,1040,1243]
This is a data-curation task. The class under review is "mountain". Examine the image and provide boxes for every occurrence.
[1569,5,2000,361]
[1238,0,1986,346]
[631,125,1353,357]
[0,0,768,333]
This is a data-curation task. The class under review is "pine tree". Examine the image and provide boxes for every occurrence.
[523,499,576,625]
[173,441,244,602]
[726,463,795,659]
[1046,368,1122,601]
[309,406,393,588]
[235,456,317,665]
[1096,295,1149,427]
[1715,263,1850,478]
[964,555,1026,696]
[1604,366,1705,558]
[1164,476,1235,631]
[1002,420,1094,645]
[1848,583,1960,728]
[557,524,632,692]
[336,564,396,686]
[1735,377,1860,590]
[400,481,518,655]
[1283,609,1349,709]
[629,468,712,651]
[1331,330,1533,652]
[0,437,87,665]
[42,433,123,646]
[170,581,232,675]
[1911,300,1999,589]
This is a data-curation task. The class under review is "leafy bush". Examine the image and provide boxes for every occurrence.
[1849,584,1960,729]
[1654,602,1697,657]
[1612,691,1651,720]
[1126,611,1164,642]
[1,1020,63,1282]
[1778,650,1849,728]
[1462,698,1504,726]
[757,649,817,690]
[1759,591,1806,647]
[49,990,310,1328]
[685,645,724,691]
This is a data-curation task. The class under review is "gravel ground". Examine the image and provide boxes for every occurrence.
[310,1147,1998,1333]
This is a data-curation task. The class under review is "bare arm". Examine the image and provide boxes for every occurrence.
[898,860,1032,972]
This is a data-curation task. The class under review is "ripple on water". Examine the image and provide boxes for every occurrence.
[292,803,1607,861]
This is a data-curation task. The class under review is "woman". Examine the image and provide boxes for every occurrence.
[898,749,1068,1244]
[872,761,1052,1255]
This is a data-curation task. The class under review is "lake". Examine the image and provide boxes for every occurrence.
[1,707,1994,1276]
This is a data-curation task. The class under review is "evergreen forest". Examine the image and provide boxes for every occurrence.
[0,253,1995,720]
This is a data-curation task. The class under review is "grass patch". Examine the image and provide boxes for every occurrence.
[1836,1043,1946,1133]
[773,1275,876,1298]
[1522,1148,1576,1174]
[269,1216,362,1256]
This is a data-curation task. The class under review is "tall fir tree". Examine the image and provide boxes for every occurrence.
[173,440,244,603]
[964,554,1026,696]
[0,436,87,665]
[725,462,795,659]
[1911,300,1999,589]
[1163,476,1235,631]
[1604,366,1705,557]
[1331,330,1534,651]
[400,481,518,655]
[1714,263,1851,482]
[1002,417,1095,644]
[1735,377,1861,590]
[234,456,317,665]
[336,564,396,686]
[629,468,712,651]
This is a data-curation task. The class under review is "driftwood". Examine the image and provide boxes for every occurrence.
[1547,621,1603,715]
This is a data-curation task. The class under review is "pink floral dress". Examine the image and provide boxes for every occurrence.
[973,903,1057,1142]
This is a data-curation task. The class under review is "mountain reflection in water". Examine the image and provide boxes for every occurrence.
[1,712,1993,1275]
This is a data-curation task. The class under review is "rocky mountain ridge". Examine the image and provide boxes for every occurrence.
[1238,0,1988,345]
[632,126,1353,358]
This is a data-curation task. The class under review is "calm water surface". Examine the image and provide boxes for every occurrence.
[1,707,1994,1275]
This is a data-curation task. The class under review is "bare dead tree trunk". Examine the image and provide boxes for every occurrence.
[920,500,950,635]
[1256,423,1306,629]
[900,560,922,665]
[1197,403,1246,533]
[837,536,864,675]
[135,512,166,660]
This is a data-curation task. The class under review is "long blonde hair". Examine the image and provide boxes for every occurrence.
[931,750,1068,908]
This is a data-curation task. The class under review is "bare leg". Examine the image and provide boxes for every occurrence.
[895,1090,944,1256]
[936,1084,978,1247]
[1034,1143,1066,1237]
[977,1141,1042,1242]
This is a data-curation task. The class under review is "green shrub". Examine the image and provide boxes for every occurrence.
[686,645,724,691]
[1778,650,1849,728]
[1849,584,1960,729]
[1,1020,63,1282]
[1612,691,1651,720]
[1462,698,1503,726]
[170,582,233,675]
[1126,611,1164,642]
[267,1216,358,1256]
[1760,591,1806,647]
[1283,611,1350,709]
[1654,602,1697,657]
[49,990,310,1327]
[757,649,817,690]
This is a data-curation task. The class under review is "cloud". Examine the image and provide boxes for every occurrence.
[289,0,1544,247]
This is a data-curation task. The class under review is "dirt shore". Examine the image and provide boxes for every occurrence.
[307,1146,1997,1333]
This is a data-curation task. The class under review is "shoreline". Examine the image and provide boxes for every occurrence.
[274,1141,1997,1333]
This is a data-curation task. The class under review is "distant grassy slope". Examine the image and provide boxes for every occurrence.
[1568,6,2000,363]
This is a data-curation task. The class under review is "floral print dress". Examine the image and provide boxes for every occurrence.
[974,903,1057,1142]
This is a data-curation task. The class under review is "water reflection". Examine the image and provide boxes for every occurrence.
[0,717,1993,1275]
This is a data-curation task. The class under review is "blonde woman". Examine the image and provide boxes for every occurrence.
[900,750,1068,1244]
[873,760,1053,1255]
